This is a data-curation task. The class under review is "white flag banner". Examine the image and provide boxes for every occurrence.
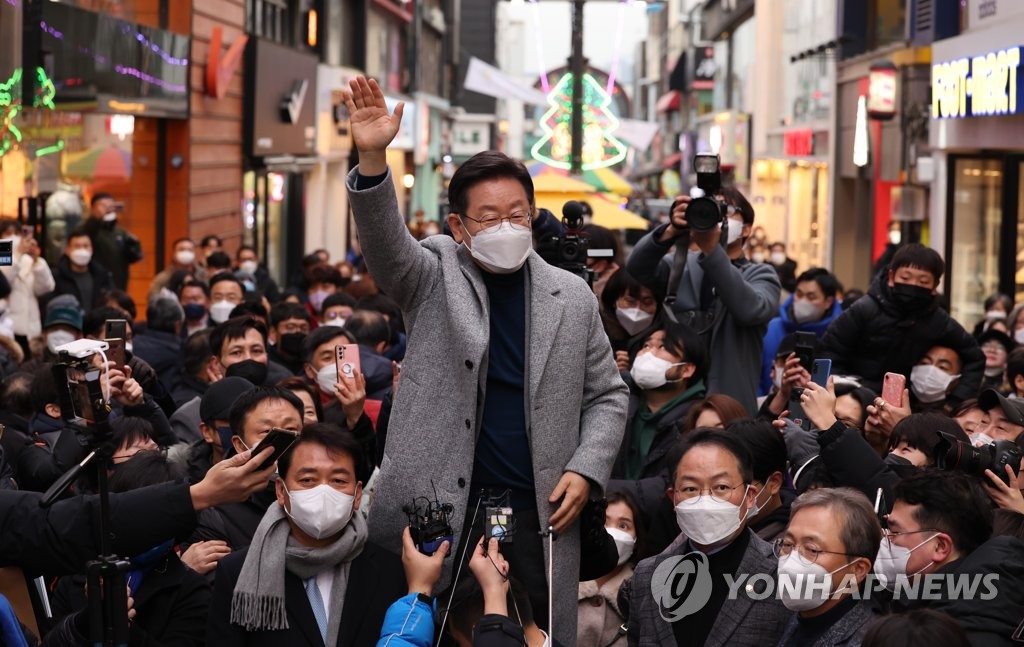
[615,118,661,151]
[463,57,549,106]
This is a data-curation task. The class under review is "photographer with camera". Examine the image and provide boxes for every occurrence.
[626,156,781,415]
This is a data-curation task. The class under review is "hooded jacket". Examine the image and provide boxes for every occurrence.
[820,275,984,404]
[759,295,844,396]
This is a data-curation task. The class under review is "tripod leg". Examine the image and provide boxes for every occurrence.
[105,560,130,647]
[86,561,104,646]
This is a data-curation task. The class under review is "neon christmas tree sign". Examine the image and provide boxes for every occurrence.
[1,67,57,156]
[530,72,627,171]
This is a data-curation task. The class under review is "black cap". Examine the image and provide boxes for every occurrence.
[978,388,1024,428]
[200,377,255,424]
[978,328,1014,355]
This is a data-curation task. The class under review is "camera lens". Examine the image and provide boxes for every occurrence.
[686,197,723,232]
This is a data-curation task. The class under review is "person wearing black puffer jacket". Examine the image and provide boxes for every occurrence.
[819,244,983,406]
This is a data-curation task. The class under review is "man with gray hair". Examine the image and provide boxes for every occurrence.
[774,487,881,645]
[132,297,185,396]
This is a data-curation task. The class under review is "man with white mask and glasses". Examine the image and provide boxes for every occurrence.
[607,321,708,522]
[343,76,627,645]
[774,488,880,646]
[872,470,1024,644]
[623,429,789,646]
[207,423,405,646]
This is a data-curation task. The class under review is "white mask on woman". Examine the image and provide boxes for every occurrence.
[605,527,636,566]
[615,307,654,336]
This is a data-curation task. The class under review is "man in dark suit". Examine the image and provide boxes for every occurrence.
[206,423,404,647]
[132,297,185,397]
[624,429,789,646]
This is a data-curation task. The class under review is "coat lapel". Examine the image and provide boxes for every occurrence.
[285,572,326,647]
[337,551,372,645]
[526,255,564,407]
[706,531,770,647]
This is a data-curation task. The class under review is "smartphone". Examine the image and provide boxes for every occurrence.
[794,332,817,374]
[250,427,300,470]
[336,344,361,382]
[811,359,832,388]
[105,319,128,342]
[882,372,906,408]
[104,338,126,368]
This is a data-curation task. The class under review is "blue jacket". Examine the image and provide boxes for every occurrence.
[758,296,843,396]
[377,593,434,647]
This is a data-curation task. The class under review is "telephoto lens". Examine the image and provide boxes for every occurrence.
[935,431,1023,484]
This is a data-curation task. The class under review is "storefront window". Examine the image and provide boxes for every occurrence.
[950,158,1003,326]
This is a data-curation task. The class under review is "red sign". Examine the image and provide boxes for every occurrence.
[206,27,249,99]
[783,129,814,157]
[868,62,898,120]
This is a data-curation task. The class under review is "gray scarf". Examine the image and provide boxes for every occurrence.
[231,502,368,646]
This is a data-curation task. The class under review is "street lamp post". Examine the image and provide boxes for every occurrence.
[570,0,585,175]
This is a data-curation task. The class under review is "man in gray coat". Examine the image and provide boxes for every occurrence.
[623,429,789,646]
[626,188,780,414]
[342,76,628,645]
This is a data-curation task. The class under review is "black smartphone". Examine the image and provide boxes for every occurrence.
[250,427,300,470]
[105,319,128,342]
[794,331,816,374]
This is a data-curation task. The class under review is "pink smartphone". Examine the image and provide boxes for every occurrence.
[882,372,906,408]
[336,344,361,382]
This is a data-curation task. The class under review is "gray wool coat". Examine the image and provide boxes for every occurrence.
[346,167,629,646]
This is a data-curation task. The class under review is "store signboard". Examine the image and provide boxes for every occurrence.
[246,39,317,156]
[932,46,1023,119]
[783,129,814,157]
[969,0,1024,33]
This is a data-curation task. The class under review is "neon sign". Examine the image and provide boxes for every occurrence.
[530,72,627,171]
[932,46,1023,119]
[1,67,57,156]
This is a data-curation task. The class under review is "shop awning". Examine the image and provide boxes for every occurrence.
[535,192,650,230]
[656,90,681,113]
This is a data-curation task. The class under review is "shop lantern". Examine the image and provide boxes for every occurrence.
[867,61,898,121]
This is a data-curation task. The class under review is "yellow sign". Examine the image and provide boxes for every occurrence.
[932,46,1022,119]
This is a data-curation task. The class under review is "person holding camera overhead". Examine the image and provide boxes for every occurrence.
[626,159,781,415]
[341,76,627,646]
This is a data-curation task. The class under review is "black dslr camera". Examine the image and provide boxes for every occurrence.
[683,153,729,233]
[404,487,455,557]
[935,431,1023,485]
[534,202,594,285]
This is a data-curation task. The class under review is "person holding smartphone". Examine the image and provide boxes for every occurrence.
[0,219,54,356]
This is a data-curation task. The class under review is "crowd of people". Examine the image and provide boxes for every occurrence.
[0,75,1021,647]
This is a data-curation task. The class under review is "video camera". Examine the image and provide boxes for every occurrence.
[535,201,595,286]
[404,483,455,557]
[935,431,1023,485]
[682,153,729,234]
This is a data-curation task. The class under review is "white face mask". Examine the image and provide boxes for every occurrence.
[910,364,959,403]
[986,310,1007,322]
[175,250,196,266]
[888,230,902,246]
[315,363,338,395]
[674,486,748,547]
[1015,329,1024,345]
[971,431,995,447]
[792,299,825,324]
[751,252,765,264]
[69,249,92,267]
[239,260,259,275]
[464,221,532,274]
[777,552,857,612]
[773,363,785,391]
[872,533,938,589]
[630,352,685,390]
[321,318,347,328]
[724,218,744,245]
[47,330,77,354]
[615,307,654,336]
[605,527,636,566]
[103,211,118,223]
[283,483,355,540]
[770,251,786,265]
[747,484,771,518]
[125,341,134,354]
[985,365,1005,378]
[209,299,236,324]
